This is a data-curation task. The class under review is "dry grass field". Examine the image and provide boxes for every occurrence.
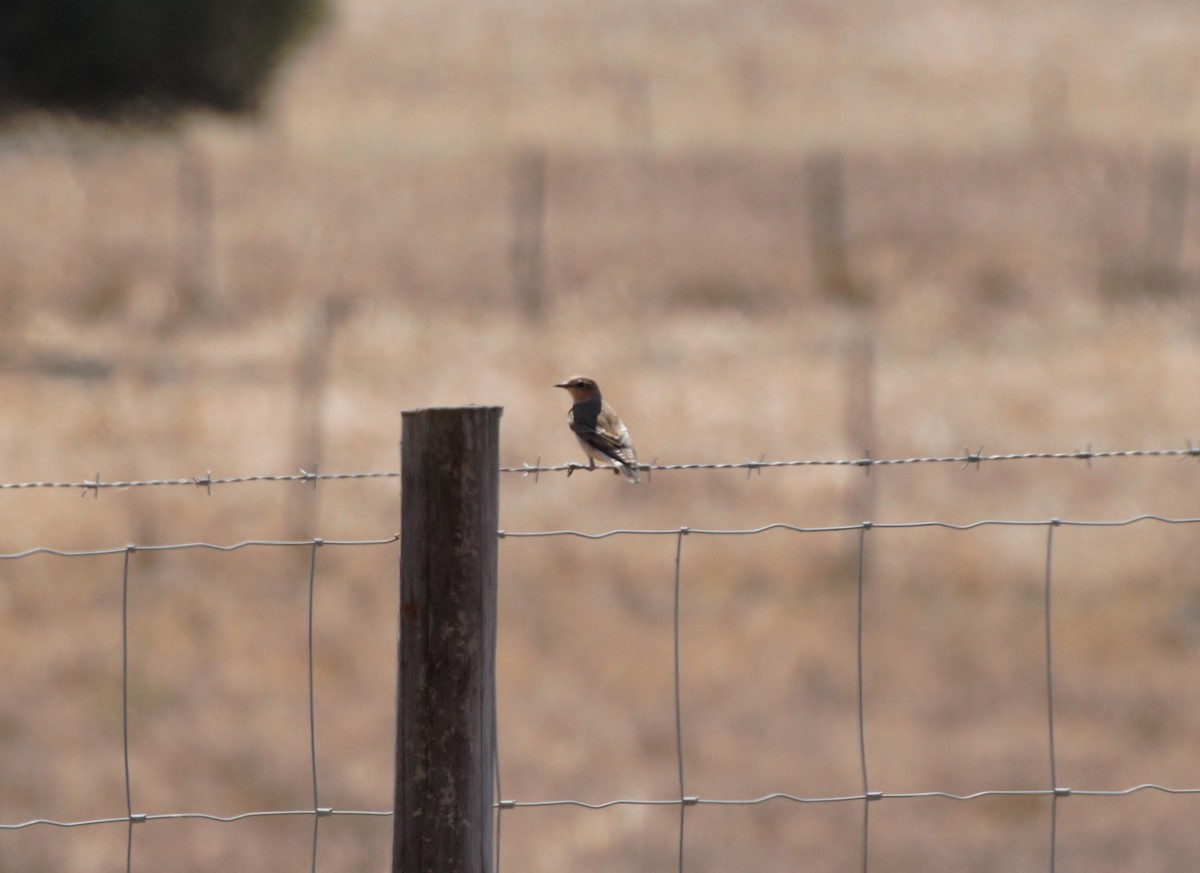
[4,1,1200,871]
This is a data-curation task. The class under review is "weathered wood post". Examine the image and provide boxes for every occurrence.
[394,406,502,873]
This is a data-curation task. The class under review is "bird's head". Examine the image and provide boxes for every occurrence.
[554,375,601,402]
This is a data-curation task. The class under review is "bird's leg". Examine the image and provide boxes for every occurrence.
[566,459,594,478]
[565,460,601,478]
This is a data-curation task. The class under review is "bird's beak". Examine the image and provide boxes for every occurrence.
[553,381,569,389]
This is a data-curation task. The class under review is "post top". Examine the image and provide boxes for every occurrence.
[402,405,503,417]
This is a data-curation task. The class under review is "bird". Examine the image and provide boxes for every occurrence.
[554,376,640,483]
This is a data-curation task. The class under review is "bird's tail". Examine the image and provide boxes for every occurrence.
[617,459,640,484]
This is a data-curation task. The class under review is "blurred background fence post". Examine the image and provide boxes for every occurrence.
[1141,145,1190,294]
[394,406,502,873]
[175,139,218,324]
[805,149,854,303]
[805,150,878,521]
[843,302,877,523]
[613,68,653,147]
[1100,144,1192,298]
[289,294,354,541]
[511,147,548,321]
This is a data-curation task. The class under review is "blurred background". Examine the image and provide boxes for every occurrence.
[4,0,1200,870]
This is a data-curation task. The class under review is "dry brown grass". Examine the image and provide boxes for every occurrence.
[4,0,1200,870]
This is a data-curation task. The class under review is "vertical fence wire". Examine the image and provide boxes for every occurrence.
[494,532,504,873]
[494,721,503,873]
[855,524,872,873]
[673,527,689,873]
[1044,521,1060,873]
[121,547,134,873]
[307,538,322,873]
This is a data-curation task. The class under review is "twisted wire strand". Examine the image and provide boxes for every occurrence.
[502,445,1200,479]
[0,444,1197,493]
[7,783,1199,831]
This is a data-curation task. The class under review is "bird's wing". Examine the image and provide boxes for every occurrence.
[584,407,637,465]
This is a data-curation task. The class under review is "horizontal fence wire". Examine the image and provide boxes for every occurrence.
[0,535,399,560]
[0,809,393,831]
[498,513,1200,539]
[1,444,1200,493]
[495,783,1200,809]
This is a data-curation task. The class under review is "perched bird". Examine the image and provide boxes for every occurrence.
[554,376,640,483]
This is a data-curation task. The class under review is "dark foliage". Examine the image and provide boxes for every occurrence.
[0,0,326,118]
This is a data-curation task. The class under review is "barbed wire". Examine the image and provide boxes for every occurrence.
[0,469,400,495]
[0,443,1199,494]
[502,443,1200,480]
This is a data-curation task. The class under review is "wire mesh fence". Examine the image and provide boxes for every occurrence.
[3,445,1200,871]
[496,513,1200,873]
[0,535,398,873]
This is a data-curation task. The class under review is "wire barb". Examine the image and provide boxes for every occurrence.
[81,472,101,498]
[299,464,320,489]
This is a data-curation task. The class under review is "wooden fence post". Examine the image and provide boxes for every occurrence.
[394,406,502,873]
